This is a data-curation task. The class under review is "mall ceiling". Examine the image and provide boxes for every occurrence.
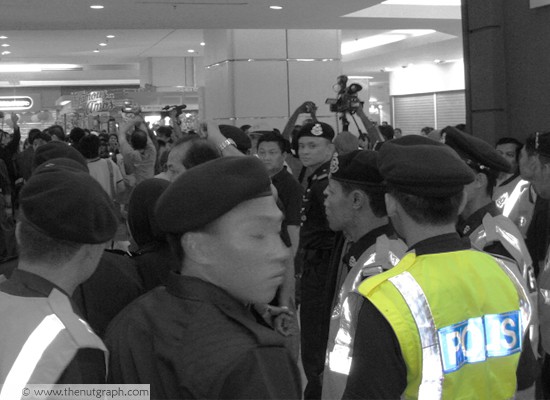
[0,0,463,86]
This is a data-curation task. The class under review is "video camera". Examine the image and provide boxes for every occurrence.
[121,103,141,115]
[325,75,363,114]
[161,104,187,119]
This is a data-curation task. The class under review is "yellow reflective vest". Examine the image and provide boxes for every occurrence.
[358,249,526,400]
[0,289,107,400]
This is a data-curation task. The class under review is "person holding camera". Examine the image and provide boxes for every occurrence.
[117,114,157,187]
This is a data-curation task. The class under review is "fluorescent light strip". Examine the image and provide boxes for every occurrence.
[0,64,81,72]
[342,29,435,55]
[382,0,460,5]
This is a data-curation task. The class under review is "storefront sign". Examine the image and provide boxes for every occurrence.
[0,96,33,110]
[85,91,115,114]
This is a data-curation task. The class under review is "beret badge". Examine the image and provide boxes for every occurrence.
[311,123,323,136]
[330,153,339,174]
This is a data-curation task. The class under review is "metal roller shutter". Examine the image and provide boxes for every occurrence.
[393,94,435,136]
[435,91,466,129]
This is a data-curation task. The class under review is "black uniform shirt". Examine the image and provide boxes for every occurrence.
[457,202,512,259]
[457,202,500,237]
[106,273,301,400]
[299,161,335,250]
[0,269,106,384]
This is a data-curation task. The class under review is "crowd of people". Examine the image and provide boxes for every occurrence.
[0,100,549,400]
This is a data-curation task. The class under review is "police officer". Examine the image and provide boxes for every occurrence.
[296,121,336,399]
[0,159,118,394]
[343,136,531,399]
[106,156,301,399]
[321,150,406,400]
[519,130,550,398]
[493,137,533,236]
[442,126,539,392]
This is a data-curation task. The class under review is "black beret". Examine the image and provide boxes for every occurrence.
[20,159,118,244]
[297,122,335,142]
[32,141,88,171]
[155,156,272,234]
[378,135,475,197]
[329,150,384,191]
[442,126,512,173]
[219,125,251,153]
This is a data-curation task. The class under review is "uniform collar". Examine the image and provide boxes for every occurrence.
[343,224,393,267]
[5,269,71,298]
[457,202,499,237]
[308,160,331,182]
[409,233,471,256]
[165,272,252,314]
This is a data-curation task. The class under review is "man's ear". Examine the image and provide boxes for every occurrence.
[352,190,367,210]
[181,231,211,264]
[457,188,468,216]
[385,193,398,218]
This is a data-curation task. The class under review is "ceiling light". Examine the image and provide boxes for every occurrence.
[93,50,100,53]
[1,44,9,48]
[382,0,460,5]
[200,42,205,46]
[106,35,115,38]
[0,36,7,40]
[1,51,10,55]
[99,43,108,46]
[187,49,195,53]
[59,100,71,106]
[270,5,283,9]
[90,5,104,9]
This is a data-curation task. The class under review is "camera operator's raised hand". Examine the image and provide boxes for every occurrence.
[355,105,384,149]
[10,112,19,127]
[282,101,318,142]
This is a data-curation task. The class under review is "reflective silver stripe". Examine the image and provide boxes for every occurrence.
[0,314,65,400]
[389,272,444,400]
[503,180,529,218]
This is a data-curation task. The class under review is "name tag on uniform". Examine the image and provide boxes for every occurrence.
[438,310,521,374]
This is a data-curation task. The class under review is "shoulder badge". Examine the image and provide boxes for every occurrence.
[348,256,357,268]
[330,153,339,174]
[311,123,323,136]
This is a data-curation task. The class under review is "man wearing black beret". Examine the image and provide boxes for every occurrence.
[0,159,118,389]
[296,121,337,399]
[342,135,531,399]
[321,150,406,400]
[442,126,539,393]
[106,156,301,399]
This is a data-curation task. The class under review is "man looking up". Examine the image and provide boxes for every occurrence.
[297,121,336,399]
[322,150,406,400]
[0,158,118,393]
[343,136,530,399]
[106,156,301,399]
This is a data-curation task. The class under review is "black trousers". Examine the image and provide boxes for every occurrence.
[300,248,332,400]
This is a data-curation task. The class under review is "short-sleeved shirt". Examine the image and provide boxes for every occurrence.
[120,139,156,185]
[299,161,335,250]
